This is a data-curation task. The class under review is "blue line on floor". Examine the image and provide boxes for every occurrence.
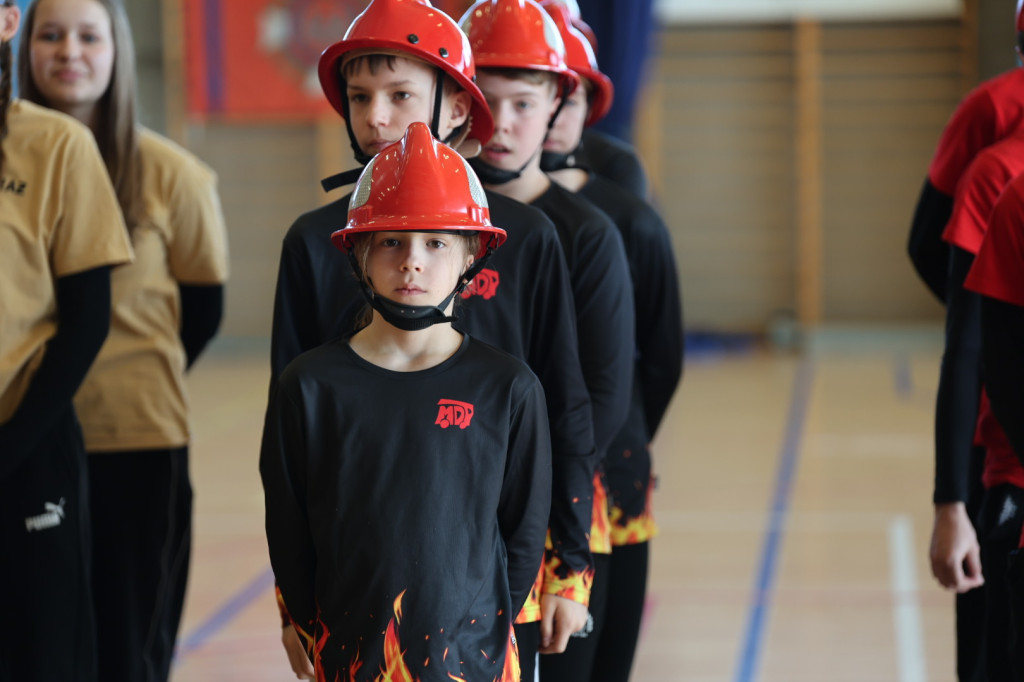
[733,357,815,682]
[175,564,276,661]
[892,353,913,400]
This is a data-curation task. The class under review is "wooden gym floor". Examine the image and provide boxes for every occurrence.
[168,327,955,681]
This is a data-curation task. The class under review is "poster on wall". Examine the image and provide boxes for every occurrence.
[184,0,367,120]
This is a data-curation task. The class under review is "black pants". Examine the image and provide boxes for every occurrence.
[1007,548,1024,682]
[89,447,192,682]
[0,407,97,681]
[591,541,649,682]
[958,446,987,682]
[538,553,611,681]
[977,483,1024,682]
[514,621,540,682]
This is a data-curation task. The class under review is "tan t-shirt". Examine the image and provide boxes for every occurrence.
[0,100,133,424]
[73,128,229,452]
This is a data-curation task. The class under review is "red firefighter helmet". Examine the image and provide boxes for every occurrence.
[540,0,597,50]
[333,122,507,259]
[459,0,579,97]
[318,0,494,145]
[540,0,612,125]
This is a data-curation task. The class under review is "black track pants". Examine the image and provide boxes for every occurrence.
[89,447,192,682]
[0,407,97,681]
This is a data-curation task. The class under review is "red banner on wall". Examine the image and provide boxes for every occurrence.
[184,0,366,120]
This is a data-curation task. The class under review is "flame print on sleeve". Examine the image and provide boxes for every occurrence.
[589,472,612,555]
[513,562,544,624]
[515,533,595,624]
[608,474,659,546]
[276,585,315,654]
[275,583,291,628]
[541,552,594,606]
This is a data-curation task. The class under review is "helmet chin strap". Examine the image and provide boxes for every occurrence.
[346,239,499,332]
[467,80,573,186]
[467,153,535,185]
[323,70,466,193]
[539,139,591,173]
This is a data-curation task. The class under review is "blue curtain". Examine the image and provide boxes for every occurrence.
[575,0,656,143]
[10,0,30,95]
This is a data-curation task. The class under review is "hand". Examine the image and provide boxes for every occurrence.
[537,594,590,654]
[930,501,984,593]
[281,624,315,680]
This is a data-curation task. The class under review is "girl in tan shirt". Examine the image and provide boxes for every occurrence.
[18,0,229,679]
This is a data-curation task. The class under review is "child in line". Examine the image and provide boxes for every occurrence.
[460,0,636,676]
[261,122,551,681]
[538,3,684,679]
[271,1,598,674]
[538,0,649,200]
[0,1,133,678]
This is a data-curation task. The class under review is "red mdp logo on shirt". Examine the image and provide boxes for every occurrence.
[436,400,475,429]
[461,269,500,300]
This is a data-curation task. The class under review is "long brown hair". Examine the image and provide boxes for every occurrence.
[18,0,142,228]
[0,0,14,177]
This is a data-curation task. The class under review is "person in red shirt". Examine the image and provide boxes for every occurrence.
[908,1,1024,305]
[962,171,1024,680]
[933,133,1024,680]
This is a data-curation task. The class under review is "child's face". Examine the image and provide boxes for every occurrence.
[345,56,469,157]
[29,0,115,120]
[364,231,474,310]
[543,82,588,154]
[476,72,559,172]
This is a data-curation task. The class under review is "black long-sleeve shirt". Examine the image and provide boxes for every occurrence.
[261,336,551,681]
[532,183,635,452]
[934,246,983,504]
[531,182,635,567]
[269,189,597,600]
[178,283,223,369]
[907,177,953,304]
[577,174,684,531]
[577,128,649,200]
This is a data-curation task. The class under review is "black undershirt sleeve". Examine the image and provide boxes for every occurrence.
[260,379,317,637]
[632,212,684,438]
[981,296,1024,467]
[270,238,319,383]
[179,283,224,369]
[0,266,112,481]
[497,378,552,617]
[933,246,983,504]
[908,177,953,305]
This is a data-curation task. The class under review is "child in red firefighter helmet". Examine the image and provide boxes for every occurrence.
[271,3,596,675]
[460,2,637,678]
[261,122,552,682]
